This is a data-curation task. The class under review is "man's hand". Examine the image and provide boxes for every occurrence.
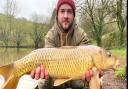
[31,66,103,81]
[30,65,49,80]
[82,69,93,81]
[82,69,104,81]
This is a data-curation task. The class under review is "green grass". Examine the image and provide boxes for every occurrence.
[115,65,126,79]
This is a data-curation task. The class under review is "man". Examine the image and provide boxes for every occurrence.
[30,0,103,89]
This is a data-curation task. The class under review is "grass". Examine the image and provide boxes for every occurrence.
[115,65,126,79]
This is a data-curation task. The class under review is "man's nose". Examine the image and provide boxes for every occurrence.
[64,12,68,18]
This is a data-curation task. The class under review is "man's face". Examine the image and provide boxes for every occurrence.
[57,4,74,31]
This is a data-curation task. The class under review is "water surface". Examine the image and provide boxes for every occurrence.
[0,48,34,66]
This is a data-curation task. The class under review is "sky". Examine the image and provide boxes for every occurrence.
[0,0,58,20]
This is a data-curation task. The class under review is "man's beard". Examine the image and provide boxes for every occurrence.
[60,21,73,32]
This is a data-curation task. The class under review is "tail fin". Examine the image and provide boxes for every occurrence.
[0,64,19,89]
[0,64,13,81]
[2,74,19,89]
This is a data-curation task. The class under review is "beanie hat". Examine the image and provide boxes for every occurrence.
[56,0,76,16]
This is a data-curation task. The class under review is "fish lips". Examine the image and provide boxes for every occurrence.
[112,60,120,71]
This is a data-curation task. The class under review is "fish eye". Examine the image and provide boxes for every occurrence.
[107,52,112,57]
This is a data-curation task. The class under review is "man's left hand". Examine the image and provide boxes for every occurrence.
[82,69,104,81]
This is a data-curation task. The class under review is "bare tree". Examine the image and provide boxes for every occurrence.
[3,0,18,32]
[0,26,10,47]
[12,19,26,48]
[77,0,116,46]
[30,14,45,48]
[1,0,18,47]
[116,0,127,46]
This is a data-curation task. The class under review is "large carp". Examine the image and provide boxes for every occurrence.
[0,45,119,89]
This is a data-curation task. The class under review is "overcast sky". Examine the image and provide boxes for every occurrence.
[0,0,58,20]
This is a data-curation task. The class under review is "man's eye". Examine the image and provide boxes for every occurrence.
[67,10,73,14]
[60,10,65,13]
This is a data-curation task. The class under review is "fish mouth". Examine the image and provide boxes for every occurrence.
[112,60,120,71]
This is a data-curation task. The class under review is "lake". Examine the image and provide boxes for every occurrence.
[0,48,34,66]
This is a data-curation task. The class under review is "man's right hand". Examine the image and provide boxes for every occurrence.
[30,65,49,80]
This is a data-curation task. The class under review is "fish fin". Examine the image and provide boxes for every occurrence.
[89,67,101,89]
[2,74,19,89]
[54,78,71,86]
[0,64,16,89]
[0,64,13,81]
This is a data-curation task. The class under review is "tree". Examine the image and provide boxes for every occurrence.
[1,0,18,47]
[12,19,25,48]
[30,14,45,48]
[3,0,18,32]
[77,0,117,46]
[0,26,10,47]
[116,0,127,46]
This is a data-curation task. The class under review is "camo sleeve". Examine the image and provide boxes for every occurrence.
[44,30,56,48]
[79,31,90,45]
[75,27,91,46]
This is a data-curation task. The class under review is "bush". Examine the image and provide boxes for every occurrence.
[115,65,126,79]
[102,30,126,49]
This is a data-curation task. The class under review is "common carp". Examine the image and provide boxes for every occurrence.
[0,45,119,89]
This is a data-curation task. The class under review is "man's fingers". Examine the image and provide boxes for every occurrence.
[40,65,49,79]
[35,66,41,79]
[30,65,49,80]
[82,70,90,81]
[40,65,45,79]
[83,70,93,81]
[30,70,35,79]
[89,70,93,77]
[44,70,49,79]
[85,70,91,81]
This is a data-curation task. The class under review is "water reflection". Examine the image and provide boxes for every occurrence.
[0,48,34,66]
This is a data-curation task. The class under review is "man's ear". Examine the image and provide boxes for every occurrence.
[56,16,58,21]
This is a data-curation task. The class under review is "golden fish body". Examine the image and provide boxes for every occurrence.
[0,45,118,89]
[15,46,93,79]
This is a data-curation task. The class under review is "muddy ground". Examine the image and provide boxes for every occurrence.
[102,70,127,89]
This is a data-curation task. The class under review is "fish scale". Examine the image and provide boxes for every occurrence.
[14,47,92,78]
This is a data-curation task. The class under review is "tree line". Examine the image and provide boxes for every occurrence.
[0,0,127,49]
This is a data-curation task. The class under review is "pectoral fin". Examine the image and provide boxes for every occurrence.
[54,78,71,86]
[89,67,101,89]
